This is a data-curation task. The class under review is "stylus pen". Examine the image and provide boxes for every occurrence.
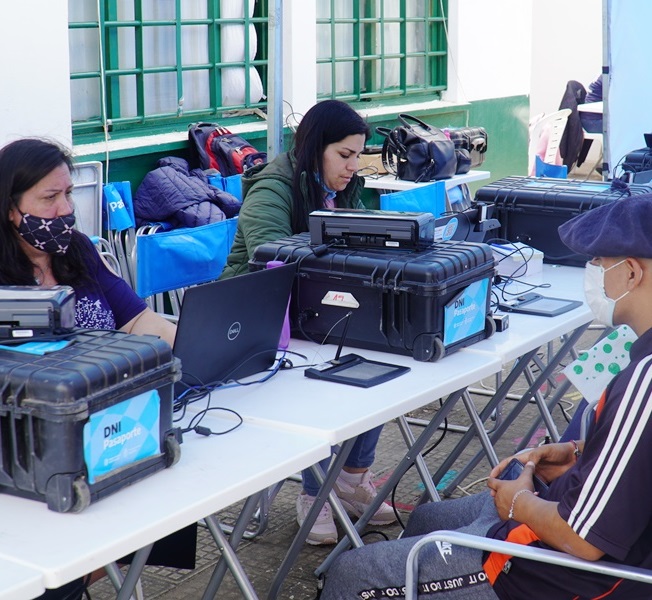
[333,311,353,363]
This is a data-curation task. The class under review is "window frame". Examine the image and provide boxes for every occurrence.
[69,0,269,139]
[316,0,448,102]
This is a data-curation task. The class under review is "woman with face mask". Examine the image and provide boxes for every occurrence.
[0,138,176,346]
[0,138,195,600]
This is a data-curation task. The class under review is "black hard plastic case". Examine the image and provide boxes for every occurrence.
[251,233,496,362]
[0,330,181,512]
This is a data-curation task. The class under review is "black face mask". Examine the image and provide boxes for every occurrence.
[15,209,76,255]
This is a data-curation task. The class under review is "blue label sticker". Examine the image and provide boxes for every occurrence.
[0,340,72,355]
[83,390,161,484]
[441,217,458,241]
[443,278,490,347]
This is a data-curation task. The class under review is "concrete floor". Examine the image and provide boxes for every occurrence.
[86,326,602,600]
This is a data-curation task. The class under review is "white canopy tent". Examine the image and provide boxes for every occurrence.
[604,0,652,176]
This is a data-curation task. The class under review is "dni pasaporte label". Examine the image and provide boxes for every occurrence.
[83,389,161,484]
[443,278,489,347]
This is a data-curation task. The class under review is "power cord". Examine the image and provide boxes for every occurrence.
[181,407,243,437]
[390,402,449,530]
[173,349,294,437]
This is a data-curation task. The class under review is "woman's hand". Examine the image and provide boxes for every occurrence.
[487,461,536,520]
[487,459,604,560]
[489,442,579,486]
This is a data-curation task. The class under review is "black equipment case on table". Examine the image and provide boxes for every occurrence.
[475,176,652,267]
[622,146,652,182]
[0,330,181,512]
[250,233,496,362]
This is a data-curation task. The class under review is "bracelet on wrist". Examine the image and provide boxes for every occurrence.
[508,489,534,520]
[569,439,582,459]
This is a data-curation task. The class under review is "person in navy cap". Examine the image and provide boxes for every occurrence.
[559,195,652,328]
[319,196,652,600]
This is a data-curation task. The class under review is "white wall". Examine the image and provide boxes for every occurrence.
[444,0,602,116]
[0,1,72,148]
[282,0,317,120]
[530,0,602,119]
[0,1,604,155]
[444,0,534,103]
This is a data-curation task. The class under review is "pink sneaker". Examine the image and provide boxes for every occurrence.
[334,471,397,525]
[296,493,338,545]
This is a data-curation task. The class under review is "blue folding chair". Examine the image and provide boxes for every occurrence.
[103,181,138,289]
[135,217,239,316]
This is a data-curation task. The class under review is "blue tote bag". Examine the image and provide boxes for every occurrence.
[136,217,238,298]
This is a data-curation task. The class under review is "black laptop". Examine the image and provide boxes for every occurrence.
[173,264,296,389]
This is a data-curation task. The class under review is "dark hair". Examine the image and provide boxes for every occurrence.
[0,138,88,285]
[291,100,370,232]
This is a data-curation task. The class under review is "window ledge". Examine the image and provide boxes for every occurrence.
[357,99,470,120]
[72,99,470,161]
[73,121,269,160]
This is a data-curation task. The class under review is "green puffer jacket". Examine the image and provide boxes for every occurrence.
[220,151,365,278]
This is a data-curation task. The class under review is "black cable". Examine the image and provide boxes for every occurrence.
[175,347,289,413]
[173,351,292,436]
[293,238,349,345]
[360,530,390,542]
[181,407,243,437]
[390,403,449,529]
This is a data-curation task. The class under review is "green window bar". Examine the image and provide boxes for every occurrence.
[69,0,268,137]
[317,0,447,102]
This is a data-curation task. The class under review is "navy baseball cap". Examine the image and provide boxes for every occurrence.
[558,195,652,259]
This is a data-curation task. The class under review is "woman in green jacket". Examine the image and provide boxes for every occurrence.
[221,100,396,544]
[222,99,366,278]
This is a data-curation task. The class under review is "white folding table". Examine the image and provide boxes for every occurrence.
[0,416,329,600]
[362,170,491,192]
[0,560,44,600]
[181,343,502,599]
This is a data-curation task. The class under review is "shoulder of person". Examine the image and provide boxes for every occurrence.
[243,153,294,186]
[71,230,99,263]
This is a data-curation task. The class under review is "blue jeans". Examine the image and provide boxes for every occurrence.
[301,425,384,496]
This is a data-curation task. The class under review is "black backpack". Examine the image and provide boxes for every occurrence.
[188,122,267,176]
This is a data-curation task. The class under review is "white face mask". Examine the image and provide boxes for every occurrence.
[583,260,629,327]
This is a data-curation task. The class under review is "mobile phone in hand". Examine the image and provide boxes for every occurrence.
[498,458,549,494]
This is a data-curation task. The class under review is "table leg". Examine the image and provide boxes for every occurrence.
[396,416,441,503]
[266,437,358,600]
[201,492,263,600]
[429,348,541,488]
[219,480,287,541]
[517,378,573,449]
[315,388,466,577]
[461,389,499,467]
[115,544,153,600]
[440,325,588,496]
[204,515,259,600]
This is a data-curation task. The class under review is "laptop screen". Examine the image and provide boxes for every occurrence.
[173,264,296,390]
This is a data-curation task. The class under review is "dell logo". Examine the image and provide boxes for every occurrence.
[228,322,241,340]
